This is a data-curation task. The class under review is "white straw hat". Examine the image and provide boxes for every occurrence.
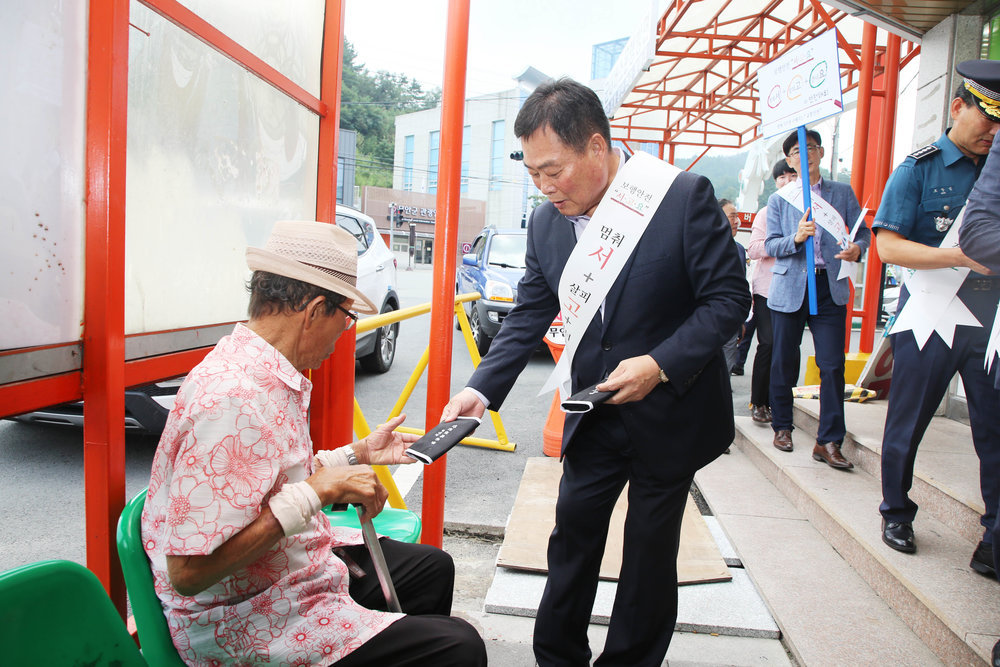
[246,220,377,314]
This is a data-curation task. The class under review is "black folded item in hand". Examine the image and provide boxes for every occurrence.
[561,381,617,413]
[404,416,481,464]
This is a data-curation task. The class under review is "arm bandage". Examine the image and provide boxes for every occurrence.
[314,444,357,469]
[268,481,323,537]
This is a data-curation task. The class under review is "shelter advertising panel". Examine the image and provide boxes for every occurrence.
[0,2,88,351]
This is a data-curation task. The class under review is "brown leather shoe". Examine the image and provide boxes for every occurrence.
[773,429,793,452]
[751,405,771,423]
[812,442,853,469]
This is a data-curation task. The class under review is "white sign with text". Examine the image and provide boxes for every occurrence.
[757,29,844,138]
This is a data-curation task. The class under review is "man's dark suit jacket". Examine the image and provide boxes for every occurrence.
[468,169,751,476]
[962,135,1000,273]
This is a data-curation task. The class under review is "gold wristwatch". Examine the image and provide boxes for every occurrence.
[658,368,669,383]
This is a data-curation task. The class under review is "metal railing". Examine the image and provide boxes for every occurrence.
[354,292,515,508]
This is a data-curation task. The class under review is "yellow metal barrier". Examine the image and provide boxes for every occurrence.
[353,292,517,509]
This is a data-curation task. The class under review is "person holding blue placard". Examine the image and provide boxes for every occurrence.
[765,129,870,467]
[874,60,1000,573]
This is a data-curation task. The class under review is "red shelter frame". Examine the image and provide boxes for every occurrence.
[0,0,352,614]
[0,0,471,615]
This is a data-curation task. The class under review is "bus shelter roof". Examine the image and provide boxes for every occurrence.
[606,0,939,153]
[825,0,978,41]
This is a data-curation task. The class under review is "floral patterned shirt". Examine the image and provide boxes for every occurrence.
[142,324,400,666]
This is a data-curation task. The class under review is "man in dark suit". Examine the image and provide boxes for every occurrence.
[442,79,749,667]
[720,198,750,373]
[765,129,870,468]
[960,120,1000,667]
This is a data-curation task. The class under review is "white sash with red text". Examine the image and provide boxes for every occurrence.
[541,151,680,400]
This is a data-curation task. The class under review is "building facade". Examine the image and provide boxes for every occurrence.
[360,186,486,265]
[393,68,552,243]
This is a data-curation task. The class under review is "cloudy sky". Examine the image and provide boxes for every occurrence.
[343,0,657,96]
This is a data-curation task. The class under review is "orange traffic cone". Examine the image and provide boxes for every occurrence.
[542,337,565,458]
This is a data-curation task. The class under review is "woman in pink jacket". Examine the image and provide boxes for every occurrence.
[746,159,798,423]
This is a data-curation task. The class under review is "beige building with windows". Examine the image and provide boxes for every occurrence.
[392,68,551,244]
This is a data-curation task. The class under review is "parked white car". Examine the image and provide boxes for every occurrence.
[336,205,400,373]
[13,206,399,433]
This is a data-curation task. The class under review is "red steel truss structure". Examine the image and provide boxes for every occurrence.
[609,0,921,353]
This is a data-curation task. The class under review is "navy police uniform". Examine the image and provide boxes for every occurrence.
[874,121,1000,553]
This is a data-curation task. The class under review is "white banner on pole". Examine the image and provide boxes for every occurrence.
[757,29,844,138]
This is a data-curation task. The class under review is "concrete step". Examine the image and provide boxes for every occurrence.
[696,441,943,666]
[733,415,999,666]
[467,610,794,667]
[791,398,986,545]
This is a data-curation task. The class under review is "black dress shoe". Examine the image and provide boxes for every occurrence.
[881,520,915,553]
[970,541,997,578]
[751,404,771,423]
[731,366,744,376]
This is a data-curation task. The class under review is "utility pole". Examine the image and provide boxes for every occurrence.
[830,115,841,181]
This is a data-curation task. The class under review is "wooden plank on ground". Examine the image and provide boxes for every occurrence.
[497,457,731,584]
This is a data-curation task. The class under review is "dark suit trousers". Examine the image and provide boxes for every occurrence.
[750,294,773,407]
[533,407,693,667]
[879,287,1000,539]
[769,275,846,443]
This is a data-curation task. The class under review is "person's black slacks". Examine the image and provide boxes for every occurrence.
[749,293,774,407]
[331,538,486,666]
[770,274,847,444]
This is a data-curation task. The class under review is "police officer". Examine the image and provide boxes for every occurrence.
[874,60,1000,580]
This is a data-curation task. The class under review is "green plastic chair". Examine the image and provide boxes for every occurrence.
[117,489,187,667]
[0,559,147,666]
[323,504,422,543]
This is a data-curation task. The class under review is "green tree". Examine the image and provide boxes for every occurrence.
[340,41,440,187]
[675,153,745,203]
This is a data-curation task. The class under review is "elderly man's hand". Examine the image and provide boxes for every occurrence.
[599,354,661,405]
[355,414,418,465]
[308,465,388,518]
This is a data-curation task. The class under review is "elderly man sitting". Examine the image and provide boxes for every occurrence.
[141,221,486,666]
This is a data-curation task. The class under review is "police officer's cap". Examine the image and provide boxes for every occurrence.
[956,59,1000,120]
